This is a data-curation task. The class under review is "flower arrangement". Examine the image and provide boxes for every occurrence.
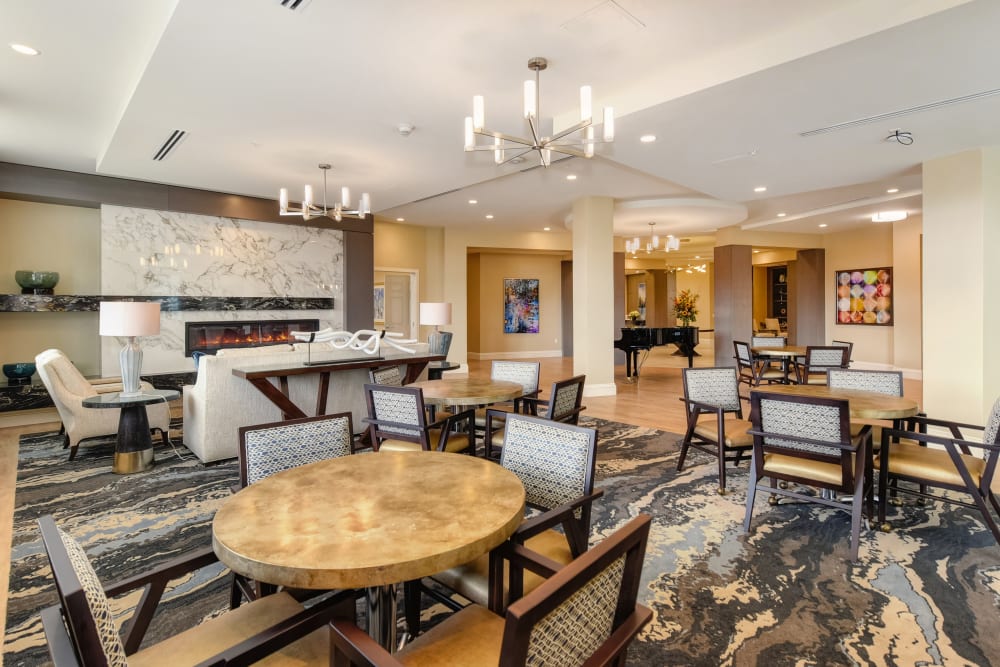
[673,289,699,326]
[628,310,641,324]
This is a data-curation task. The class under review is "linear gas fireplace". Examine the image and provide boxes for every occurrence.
[185,319,320,357]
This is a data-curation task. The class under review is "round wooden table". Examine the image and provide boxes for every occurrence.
[212,451,525,651]
[752,384,919,420]
[408,377,523,407]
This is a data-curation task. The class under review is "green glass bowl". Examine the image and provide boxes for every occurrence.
[14,271,60,289]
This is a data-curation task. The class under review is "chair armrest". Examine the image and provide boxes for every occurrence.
[194,588,360,667]
[488,540,570,614]
[899,414,985,439]
[433,408,475,452]
[429,407,475,431]
[104,546,219,653]
[519,395,548,416]
[330,616,405,667]
[512,390,541,413]
[40,605,80,667]
[512,490,605,544]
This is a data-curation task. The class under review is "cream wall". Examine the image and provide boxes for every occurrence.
[823,219,921,374]
[470,252,564,358]
[374,219,433,340]
[0,199,103,375]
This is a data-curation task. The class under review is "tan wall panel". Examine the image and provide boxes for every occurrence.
[475,252,563,356]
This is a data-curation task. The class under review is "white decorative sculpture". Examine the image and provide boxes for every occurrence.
[291,328,419,356]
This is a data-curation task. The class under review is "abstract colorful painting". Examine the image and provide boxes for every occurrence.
[373,284,385,323]
[835,267,892,325]
[503,278,539,333]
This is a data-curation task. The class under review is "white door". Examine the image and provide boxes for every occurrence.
[383,273,411,337]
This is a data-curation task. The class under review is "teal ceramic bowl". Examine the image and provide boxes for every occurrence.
[2,362,36,380]
[14,270,59,290]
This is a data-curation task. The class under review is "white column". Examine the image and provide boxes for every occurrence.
[572,196,616,396]
[922,148,1000,423]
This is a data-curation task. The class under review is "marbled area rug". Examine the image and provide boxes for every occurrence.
[6,418,1000,666]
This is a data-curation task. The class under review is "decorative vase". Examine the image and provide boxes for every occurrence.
[14,270,60,295]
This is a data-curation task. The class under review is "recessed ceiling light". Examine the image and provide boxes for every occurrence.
[485,214,494,220]
[10,43,39,56]
[886,188,899,193]
[396,217,405,222]
[468,199,478,205]
[777,212,786,217]
[754,186,767,193]
[566,174,577,181]
[872,211,907,223]
[819,223,828,228]
[694,256,701,259]
[640,134,657,143]
[543,227,551,231]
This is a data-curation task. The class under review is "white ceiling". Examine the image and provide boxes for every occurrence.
[3,0,997,266]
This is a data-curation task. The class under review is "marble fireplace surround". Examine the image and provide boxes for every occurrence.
[100,205,345,376]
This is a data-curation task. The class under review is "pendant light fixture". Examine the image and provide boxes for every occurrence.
[279,164,371,221]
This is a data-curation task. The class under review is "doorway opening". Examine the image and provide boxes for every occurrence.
[374,267,419,339]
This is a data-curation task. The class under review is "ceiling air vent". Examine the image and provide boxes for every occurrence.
[279,0,309,10]
[152,130,186,161]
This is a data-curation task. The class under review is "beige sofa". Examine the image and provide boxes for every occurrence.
[182,342,431,463]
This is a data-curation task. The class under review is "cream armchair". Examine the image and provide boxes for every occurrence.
[35,349,171,460]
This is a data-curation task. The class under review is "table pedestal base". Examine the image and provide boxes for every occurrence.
[366,583,398,653]
[112,404,154,474]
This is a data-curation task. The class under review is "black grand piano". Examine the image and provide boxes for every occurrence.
[614,326,700,377]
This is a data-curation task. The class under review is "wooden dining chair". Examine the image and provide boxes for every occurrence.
[37,514,357,667]
[831,340,854,367]
[368,365,404,387]
[232,412,357,607]
[826,368,905,446]
[337,515,652,667]
[405,414,602,635]
[677,367,753,495]
[744,391,871,561]
[363,384,475,454]
[876,397,1000,544]
[484,374,586,459]
[473,360,540,432]
[795,345,849,385]
[734,340,785,390]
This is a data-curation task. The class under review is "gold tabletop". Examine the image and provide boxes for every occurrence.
[409,378,523,406]
[751,345,807,358]
[212,452,525,589]
[752,384,919,420]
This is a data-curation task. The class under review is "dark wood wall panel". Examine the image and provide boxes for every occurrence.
[344,230,374,332]
[790,249,825,345]
[713,245,753,366]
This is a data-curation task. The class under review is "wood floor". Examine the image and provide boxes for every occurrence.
[0,335,922,652]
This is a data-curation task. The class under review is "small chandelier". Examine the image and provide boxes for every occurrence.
[625,222,680,255]
[464,57,614,167]
[279,164,371,221]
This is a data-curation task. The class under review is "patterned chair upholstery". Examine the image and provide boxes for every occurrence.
[405,414,602,633]
[363,384,474,454]
[485,374,586,459]
[795,346,849,385]
[369,365,404,387]
[473,360,541,428]
[827,369,904,445]
[677,367,753,494]
[831,339,854,367]
[342,515,652,667]
[734,340,785,390]
[37,515,353,666]
[876,397,1000,545]
[238,412,355,487]
[744,391,870,561]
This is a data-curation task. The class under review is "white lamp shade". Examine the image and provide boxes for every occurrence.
[419,302,452,327]
[99,301,161,337]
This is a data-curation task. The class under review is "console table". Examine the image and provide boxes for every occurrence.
[232,354,444,420]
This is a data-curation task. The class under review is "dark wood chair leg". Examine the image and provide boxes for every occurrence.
[67,442,78,461]
[403,579,422,638]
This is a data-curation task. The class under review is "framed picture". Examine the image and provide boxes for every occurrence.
[373,284,385,323]
[835,267,892,325]
[637,282,647,320]
[503,278,539,334]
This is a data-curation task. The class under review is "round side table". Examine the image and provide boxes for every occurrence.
[82,389,179,474]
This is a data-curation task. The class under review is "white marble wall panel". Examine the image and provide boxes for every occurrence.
[100,205,343,375]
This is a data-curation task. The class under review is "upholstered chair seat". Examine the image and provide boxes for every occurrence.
[692,419,754,447]
[335,516,653,667]
[378,427,470,453]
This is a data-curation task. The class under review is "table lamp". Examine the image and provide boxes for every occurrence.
[419,302,453,358]
[99,301,161,397]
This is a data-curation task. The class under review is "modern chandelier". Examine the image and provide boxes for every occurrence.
[625,222,680,255]
[464,57,614,167]
[279,164,371,221]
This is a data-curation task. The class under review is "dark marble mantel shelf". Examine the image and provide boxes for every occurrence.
[0,294,335,313]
